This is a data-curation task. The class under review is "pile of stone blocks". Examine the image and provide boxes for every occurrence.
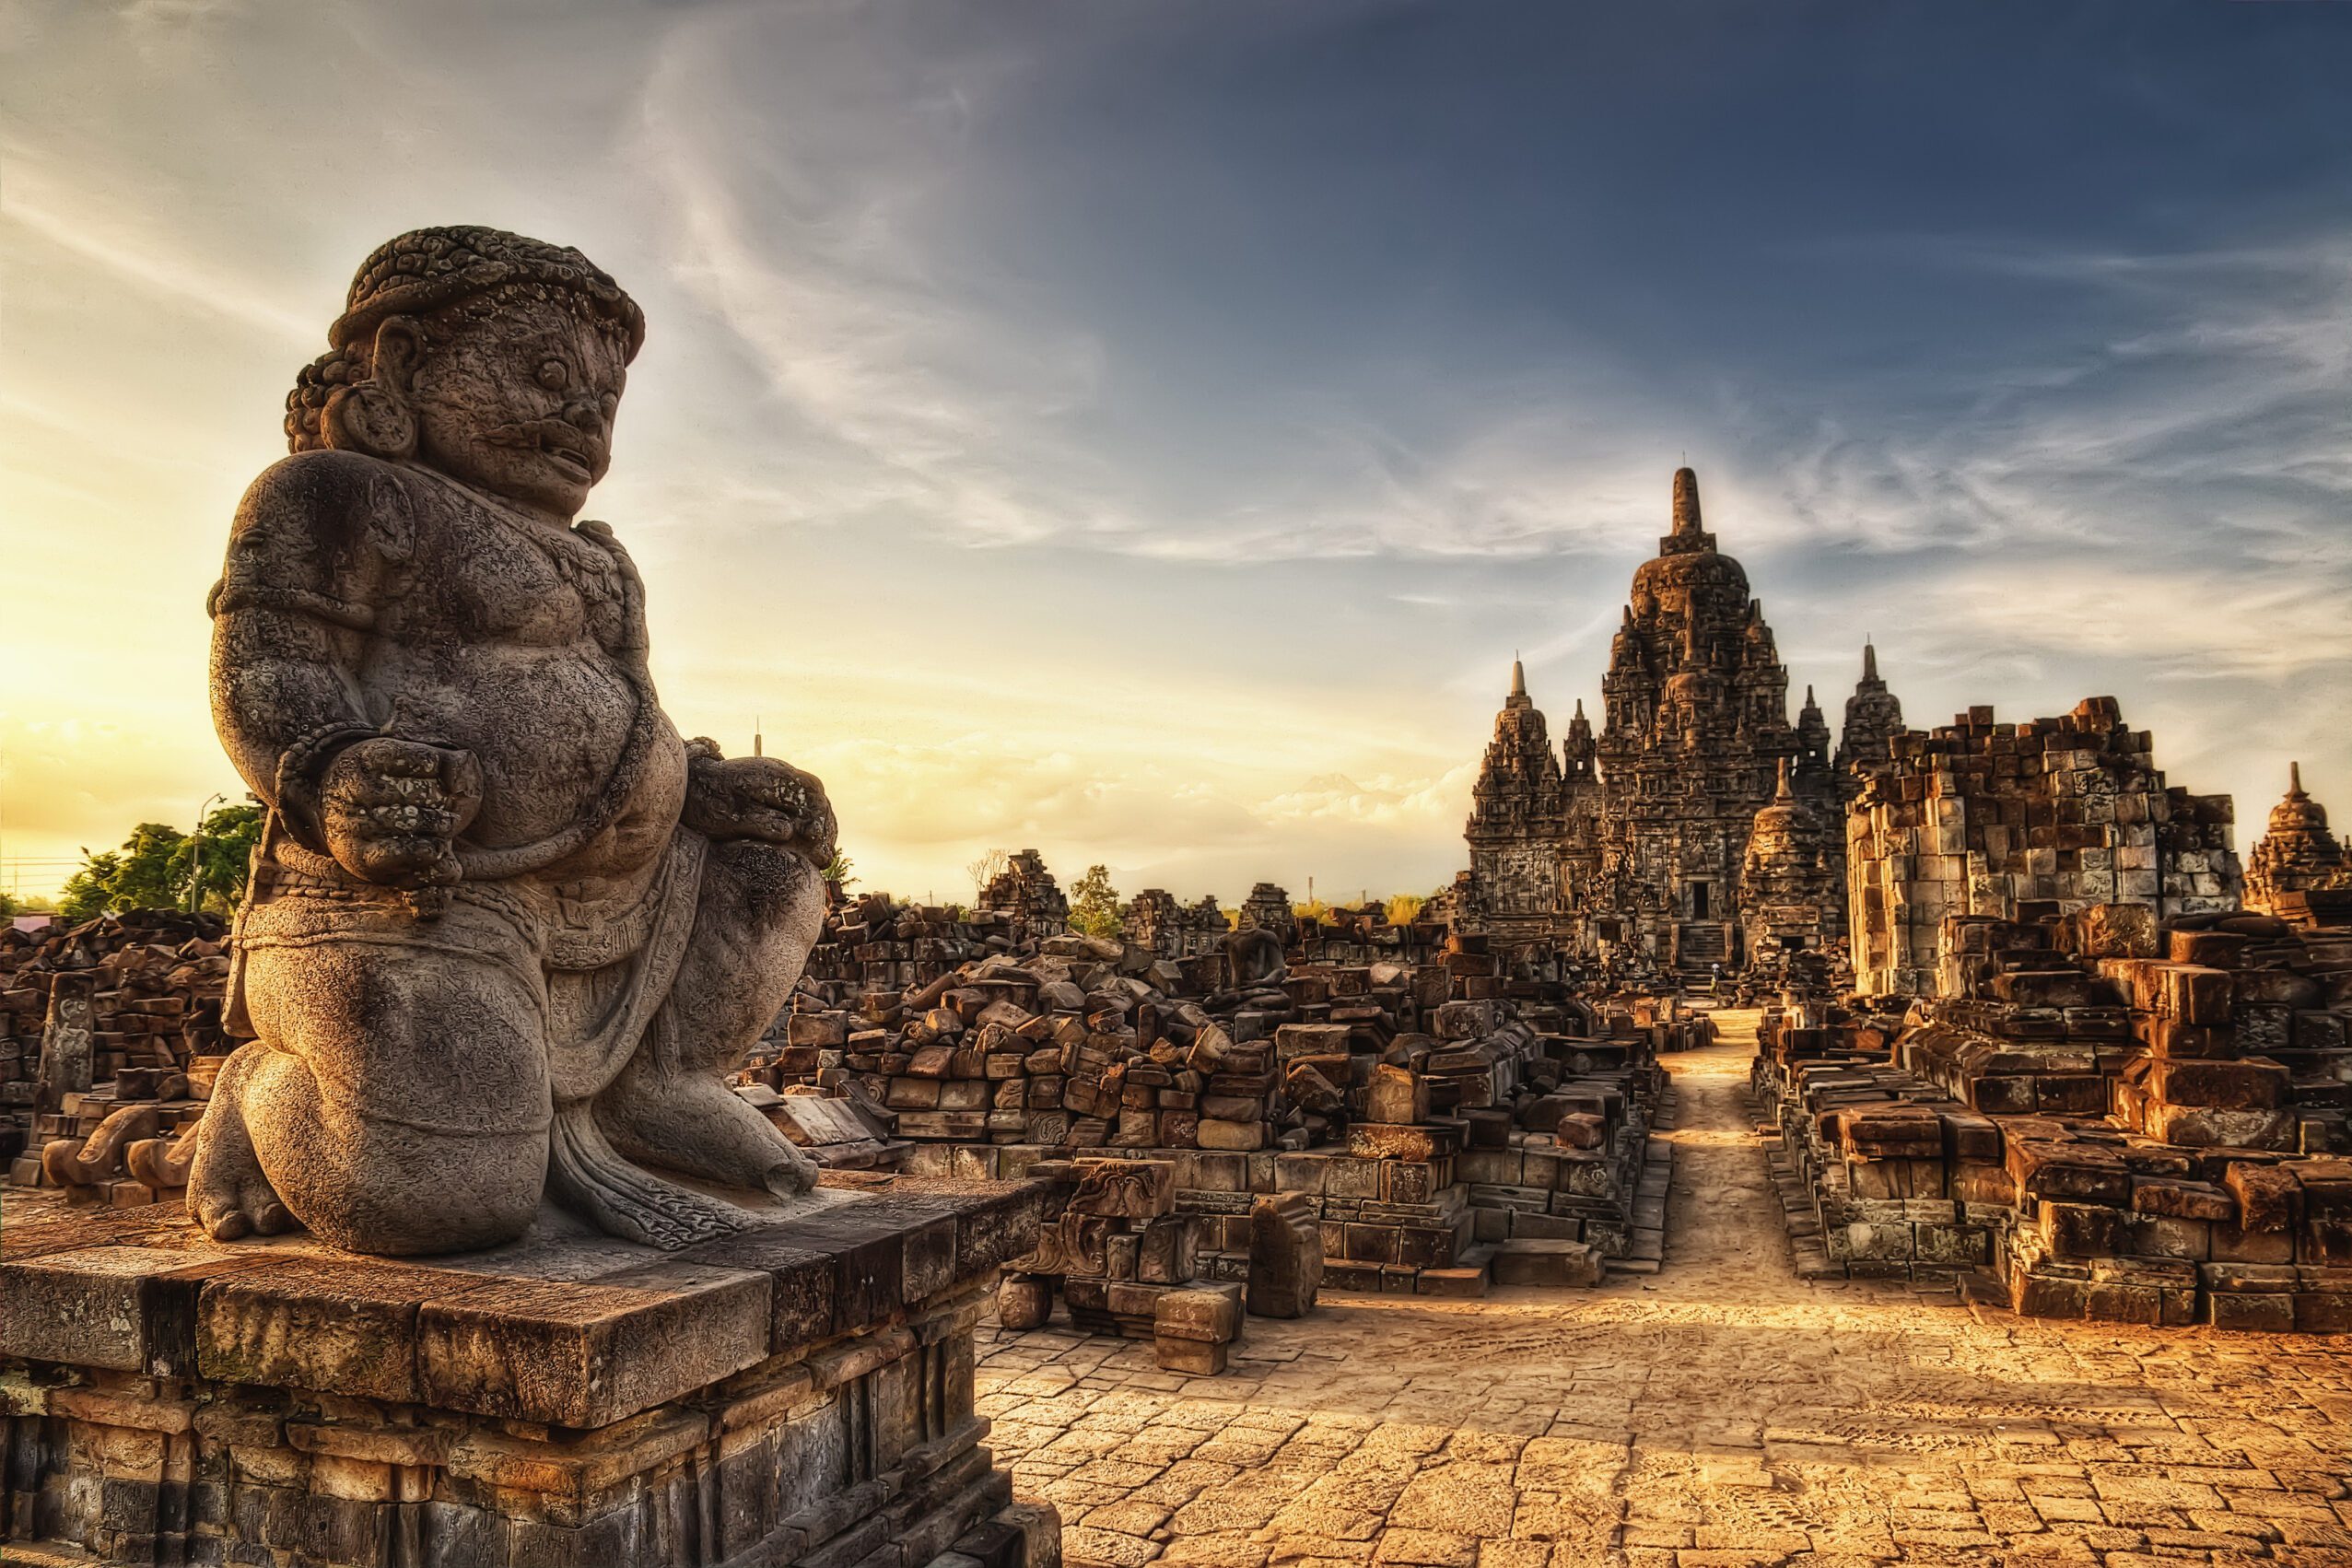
[977,848,1070,934]
[797,892,1042,1003]
[4,911,236,1202]
[775,926,1241,1149]
[1459,1042,1665,1275]
[1847,697,2241,996]
[1120,888,1229,959]
[766,887,1671,1296]
[1002,1157,1247,1372]
[1754,902,2352,1330]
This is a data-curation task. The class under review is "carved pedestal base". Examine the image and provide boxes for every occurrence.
[0,1176,1061,1568]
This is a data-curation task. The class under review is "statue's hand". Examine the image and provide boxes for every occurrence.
[684,751,837,866]
[320,736,484,889]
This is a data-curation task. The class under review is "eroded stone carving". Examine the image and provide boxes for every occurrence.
[192,227,837,1255]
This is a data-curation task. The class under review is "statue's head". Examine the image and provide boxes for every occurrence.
[287,227,646,521]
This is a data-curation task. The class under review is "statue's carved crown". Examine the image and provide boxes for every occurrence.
[287,227,643,454]
[331,226,645,357]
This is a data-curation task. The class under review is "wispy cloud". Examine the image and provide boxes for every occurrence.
[3,1,2348,901]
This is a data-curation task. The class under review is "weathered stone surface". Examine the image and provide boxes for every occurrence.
[190,226,837,1256]
[2,1175,1054,1568]
[415,1259,771,1426]
[1244,1191,1324,1317]
[196,1256,488,1402]
[1067,1159,1175,1220]
[0,1243,262,1373]
[997,1273,1053,1329]
[1491,1237,1601,1287]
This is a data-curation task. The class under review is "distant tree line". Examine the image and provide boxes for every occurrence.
[53,804,264,921]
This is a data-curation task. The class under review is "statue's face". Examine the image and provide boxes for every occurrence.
[407,298,628,521]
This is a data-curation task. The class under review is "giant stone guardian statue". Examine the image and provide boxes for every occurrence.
[193,227,837,1255]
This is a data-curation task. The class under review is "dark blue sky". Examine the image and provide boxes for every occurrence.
[7,0,2349,898]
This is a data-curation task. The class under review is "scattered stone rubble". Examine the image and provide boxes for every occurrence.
[977,848,1069,933]
[1000,1156,1250,1373]
[743,887,1685,1303]
[1121,888,1227,958]
[3,911,231,1208]
[1755,902,2352,1330]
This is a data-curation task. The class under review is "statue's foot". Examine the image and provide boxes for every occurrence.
[187,1045,296,1241]
[596,1067,819,1200]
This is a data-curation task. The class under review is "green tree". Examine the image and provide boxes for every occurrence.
[54,804,263,920]
[1067,864,1122,939]
[60,825,182,919]
[174,802,264,913]
[822,850,857,891]
[1384,893,1426,926]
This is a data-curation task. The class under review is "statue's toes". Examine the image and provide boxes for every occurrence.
[758,1140,820,1199]
[200,1202,253,1243]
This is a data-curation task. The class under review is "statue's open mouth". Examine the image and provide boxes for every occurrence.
[487,419,603,479]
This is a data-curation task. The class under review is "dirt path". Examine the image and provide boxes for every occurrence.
[977,1011,2352,1566]
[1644,1010,1804,1307]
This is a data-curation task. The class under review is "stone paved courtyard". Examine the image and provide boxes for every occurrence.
[975,1015,2352,1567]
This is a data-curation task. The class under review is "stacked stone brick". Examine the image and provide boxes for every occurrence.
[758,885,1672,1295]
[1755,904,2352,1330]
[3,911,232,1200]
[1002,1157,1247,1372]
[977,848,1069,934]
[1121,889,1227,958]
[1237,883,1294,940]
[1847,697,2241,996]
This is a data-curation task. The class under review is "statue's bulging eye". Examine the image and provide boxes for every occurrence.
[599,393,619,421]
[536,359,568,391]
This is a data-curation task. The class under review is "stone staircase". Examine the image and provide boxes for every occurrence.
[1675,921,1731,976]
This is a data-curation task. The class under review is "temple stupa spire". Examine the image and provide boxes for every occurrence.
[1658,465,1719,556]
[1672,467,1703,535]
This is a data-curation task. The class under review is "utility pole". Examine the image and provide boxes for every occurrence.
[187,792,225,914]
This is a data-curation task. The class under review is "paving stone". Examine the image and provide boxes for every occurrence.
[977,1025,2352,1568]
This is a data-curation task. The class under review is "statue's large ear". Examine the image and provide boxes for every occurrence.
[322,317,421,461]
[369,319,423,401]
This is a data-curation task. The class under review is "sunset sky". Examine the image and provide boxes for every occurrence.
[5,1,2349,908]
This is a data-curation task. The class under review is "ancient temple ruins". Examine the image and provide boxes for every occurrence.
[2244,762,2352,927]
[1465,468,1886,968]
[1846,698,2242,995]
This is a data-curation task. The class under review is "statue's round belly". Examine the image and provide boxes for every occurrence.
[362,645,681,852]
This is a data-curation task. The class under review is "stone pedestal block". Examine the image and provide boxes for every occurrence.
[0,1174,1062,1568]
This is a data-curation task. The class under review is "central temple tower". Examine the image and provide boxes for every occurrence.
[1463,467,1873,971]
[1586,468,1837,966]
